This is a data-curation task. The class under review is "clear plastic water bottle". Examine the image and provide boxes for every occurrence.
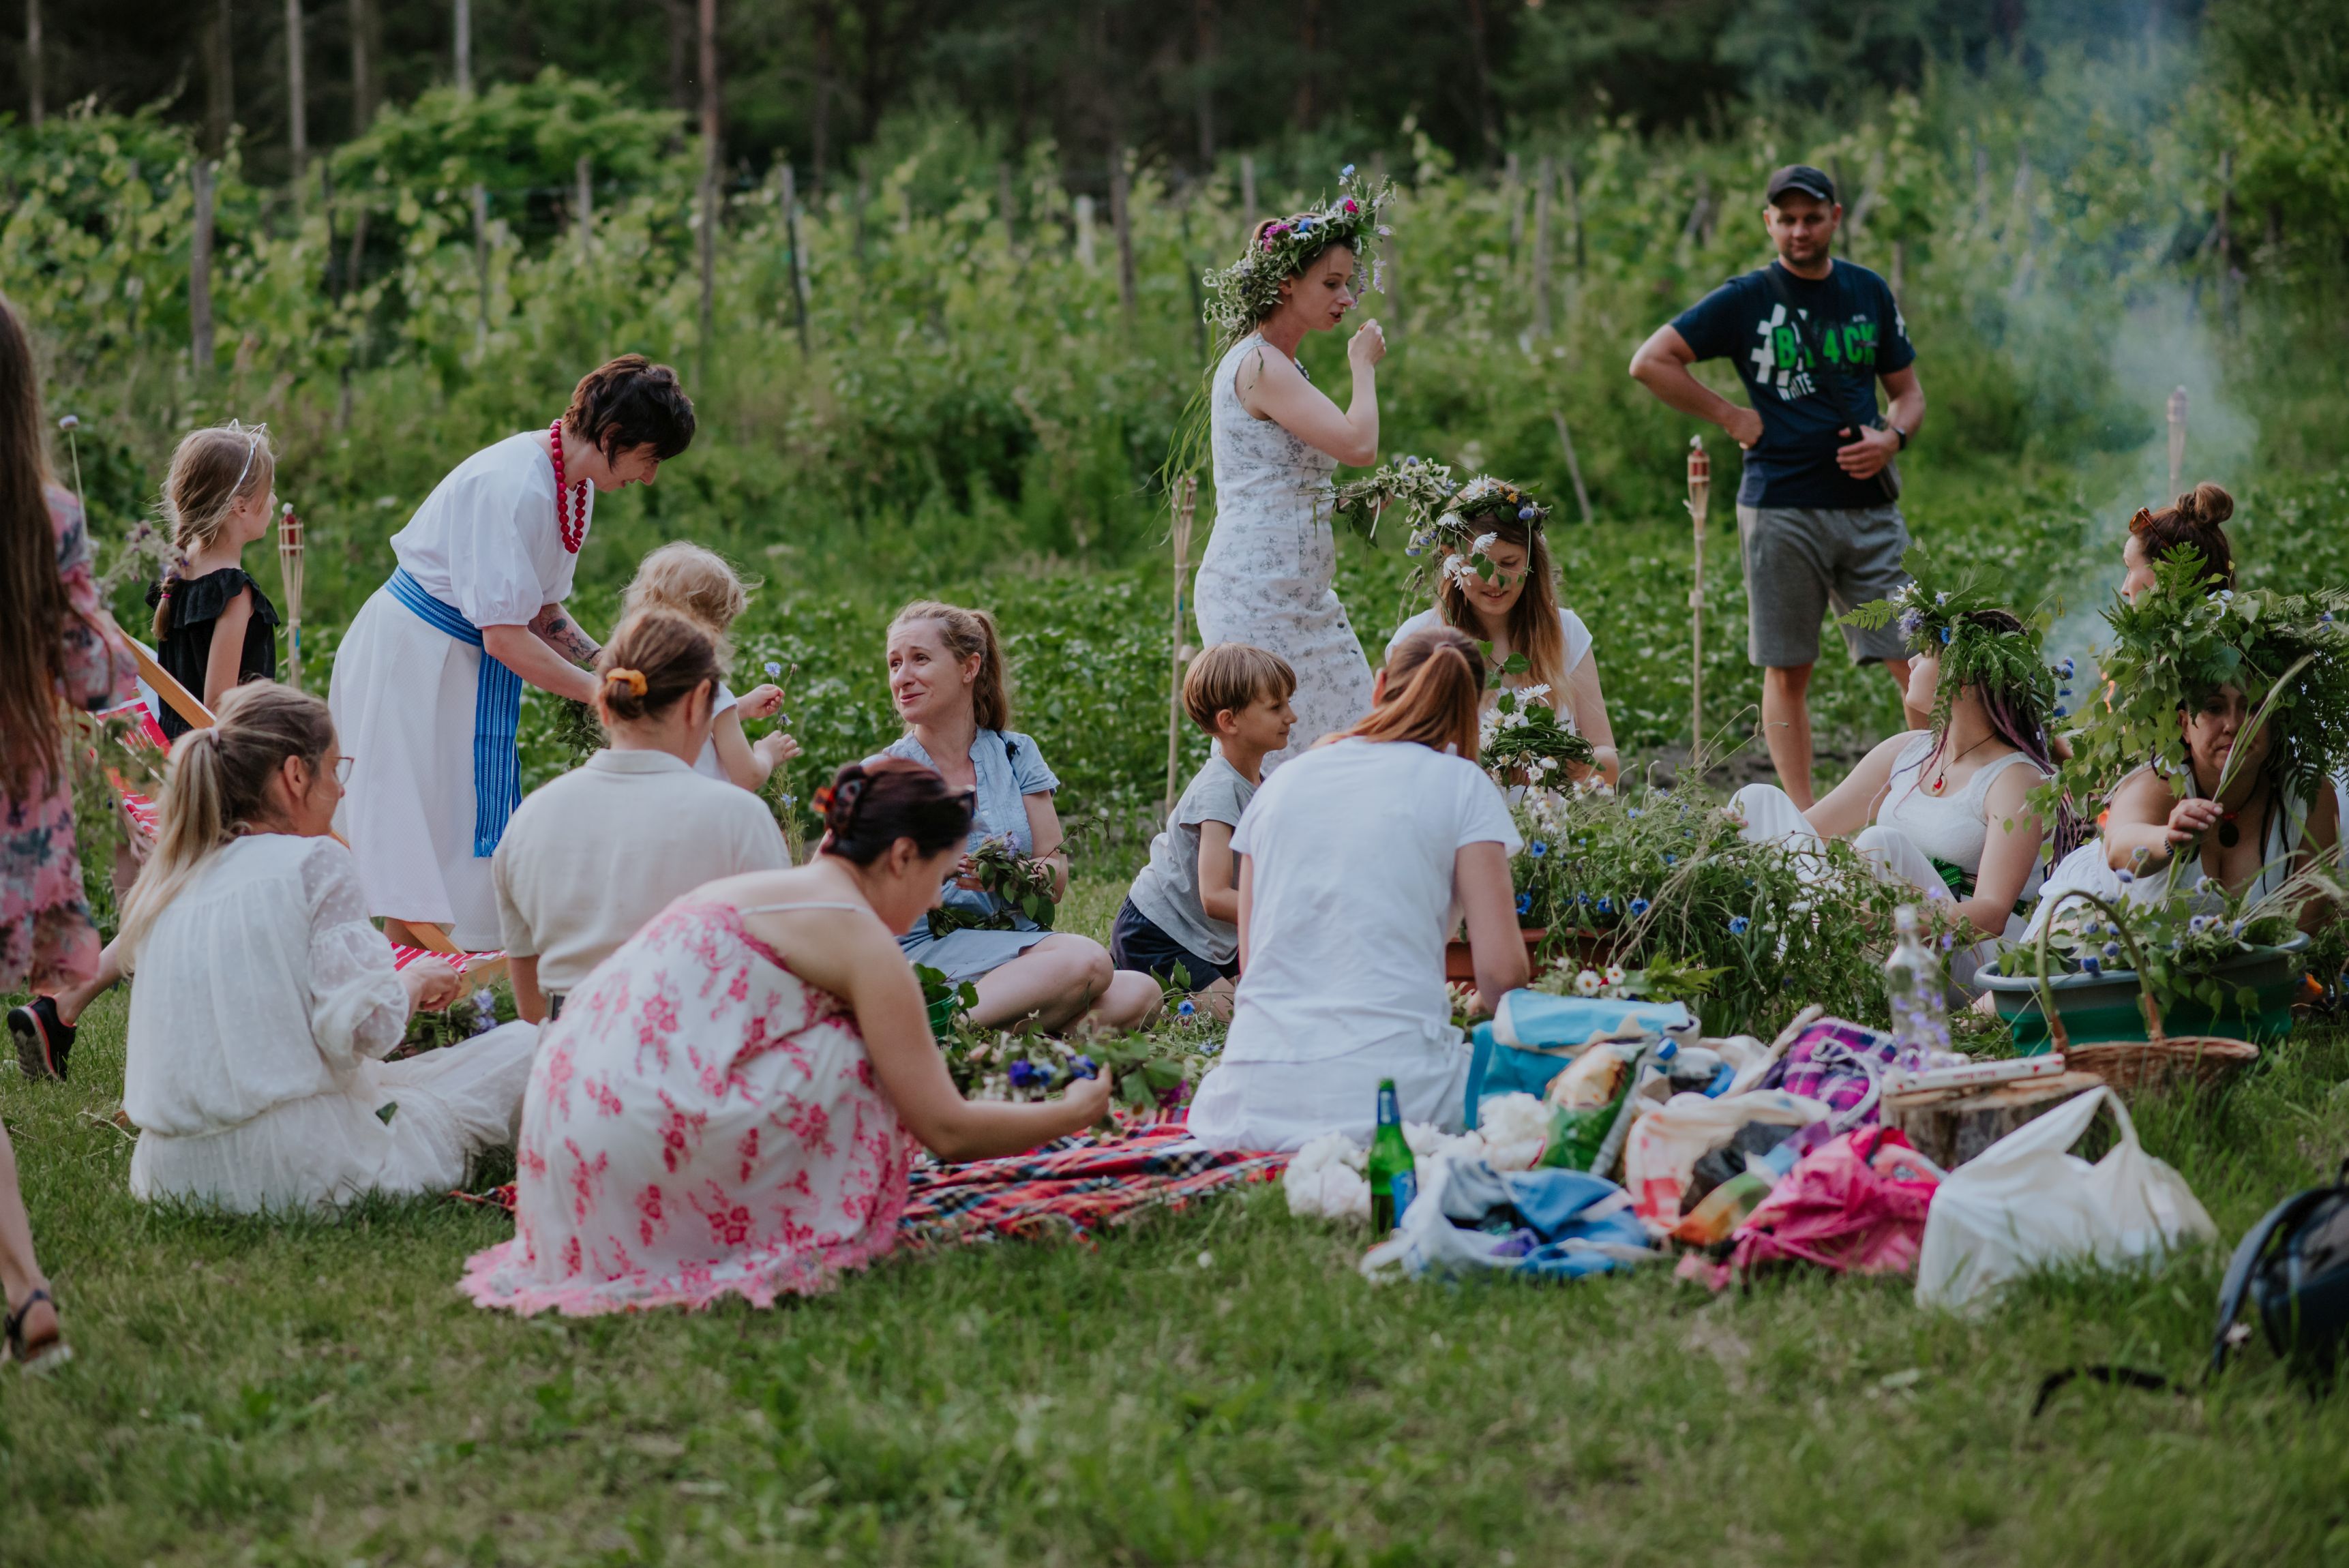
[1884,904,1951,1070]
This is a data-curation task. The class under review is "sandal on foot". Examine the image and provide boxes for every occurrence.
[3,1289,71,1374]
[7,997,75,1082]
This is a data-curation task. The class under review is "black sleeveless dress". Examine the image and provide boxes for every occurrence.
[145,568,280,738]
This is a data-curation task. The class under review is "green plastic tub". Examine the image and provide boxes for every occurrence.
[1979,935,2309,1052]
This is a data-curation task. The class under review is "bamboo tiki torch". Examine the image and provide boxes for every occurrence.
[1164,474,1199,820]
[278,503,306,690]
[1686,436,1711,772]
[57,414,86,521]
[2167,385,2188,498]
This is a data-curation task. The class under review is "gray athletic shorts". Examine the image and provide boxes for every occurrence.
[1736,502,1912,669]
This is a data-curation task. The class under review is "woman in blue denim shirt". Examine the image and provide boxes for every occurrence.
[880,601,1161,1033]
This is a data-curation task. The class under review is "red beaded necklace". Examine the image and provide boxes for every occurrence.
[549,421,589,554]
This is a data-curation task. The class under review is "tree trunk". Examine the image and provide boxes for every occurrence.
[1193,0,1215,168]
[191,161,217,378]
[809,0,836,193]
[1110,149,1136,322]
[206,0,236,158]
[697,0,719,389]
[23,0,42,127]
[1292,0,1318,128]
[349,0,376,135]
[285,0,307,194]
[1463,0,1498,163]
[665,0,692,111]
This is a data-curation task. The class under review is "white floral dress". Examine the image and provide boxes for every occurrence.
[1193,333,1375,770]
[460,896,914,1315]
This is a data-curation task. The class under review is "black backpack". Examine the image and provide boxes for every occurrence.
[2213,1158,2349,1385]
[2035,1158,2349,1415]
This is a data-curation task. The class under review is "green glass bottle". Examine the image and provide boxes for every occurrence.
[1367,1078,1418,1233]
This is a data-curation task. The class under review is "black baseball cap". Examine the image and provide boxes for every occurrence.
[1765,164,1838,206]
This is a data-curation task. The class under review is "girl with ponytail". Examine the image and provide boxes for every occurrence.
[145,421,283,740]
[462,757,1115,1317]
[490,607,790,1023]
[1188,625,1532,1152]
[115,683,540,1213]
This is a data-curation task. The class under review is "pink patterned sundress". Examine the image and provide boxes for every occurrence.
[460,897,914,1316]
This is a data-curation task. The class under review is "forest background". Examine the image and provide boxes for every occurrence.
[12,0,2349,875]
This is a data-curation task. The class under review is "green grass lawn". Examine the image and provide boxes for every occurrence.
[6,877,2349,1565]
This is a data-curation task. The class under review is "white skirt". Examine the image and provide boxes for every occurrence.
[130,1023,537,1213]
[328,589,505,949]
[1187,1032,1473,1152]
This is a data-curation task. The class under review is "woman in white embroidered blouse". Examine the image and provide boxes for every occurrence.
[119,684,537,1213]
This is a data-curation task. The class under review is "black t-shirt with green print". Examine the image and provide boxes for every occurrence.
[1671,258,1915,510]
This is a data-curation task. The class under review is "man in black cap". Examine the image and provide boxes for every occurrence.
[1630,163,1926,806]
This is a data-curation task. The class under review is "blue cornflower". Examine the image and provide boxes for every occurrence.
[1530,841,1549,858]
[2082,956,2104,976]
[2230,918,2247,938]
[2324,612,2337,626]
[1296,215,1315,232]
[1071,1055,1099,1079]
[1518,504,1538,522]
[1940,627,1953,644]
[1341,163,1356,177]
[2102,941,2122,959]
[2058,657,2076,678]
[1628,897,1651,917]
[1729,915,1751,937]
[2116,869,2135,884]
[2059,687,2073,698]
[1576,892,1591,905]
[2053,705,2070,719]
[1007,1059,1041,1089]
[1596,896,1614,914]
[1662,853,1676,866]
[1401,454,1419,467]
[1406,545,1422,556]
[1516,892,1533,916]
[1178,999,1197,1019]
[764,661,782,676]
[1627,809,1642,821]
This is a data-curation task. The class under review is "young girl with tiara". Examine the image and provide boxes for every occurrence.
[1383,475,1619,787]
[145,422,283,737]
[619,542,800,790]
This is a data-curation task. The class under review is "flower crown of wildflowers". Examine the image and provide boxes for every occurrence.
[1201,165,1394,350]
[2050,546,2349,809]
[1842,551,2056,735]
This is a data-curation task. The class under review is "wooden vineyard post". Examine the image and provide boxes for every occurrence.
[2167,385,2188,498]
[1686,436,1710,772]
[1165,474,1199,820]
[278,504,306,690]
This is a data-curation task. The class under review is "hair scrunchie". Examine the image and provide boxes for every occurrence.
[604,667,648,697]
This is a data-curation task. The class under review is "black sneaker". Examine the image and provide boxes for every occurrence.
[6,997,74,1081]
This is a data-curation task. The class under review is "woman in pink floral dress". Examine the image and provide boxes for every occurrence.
[0,299,135,1004]
[461,758,1113,1315]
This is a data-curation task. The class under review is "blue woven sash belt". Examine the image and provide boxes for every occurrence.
[384,567,522,858]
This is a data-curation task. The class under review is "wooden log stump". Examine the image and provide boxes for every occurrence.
[1886,1070,2105,1171]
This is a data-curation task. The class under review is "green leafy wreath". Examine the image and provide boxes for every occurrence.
[1841,549,2058,738]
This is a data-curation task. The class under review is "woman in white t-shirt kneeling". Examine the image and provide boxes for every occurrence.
[493,608,791,1023]
[1386,484,1618,787]
[1189,624,1529,1151]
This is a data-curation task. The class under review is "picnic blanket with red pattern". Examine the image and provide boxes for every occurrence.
[454,1121,1288,1246]
[898,1121,1289,1246]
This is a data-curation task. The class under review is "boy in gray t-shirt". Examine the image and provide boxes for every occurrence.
[1113,644,1296,1016]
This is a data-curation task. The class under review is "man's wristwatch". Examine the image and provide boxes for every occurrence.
[1889,423,1910,450]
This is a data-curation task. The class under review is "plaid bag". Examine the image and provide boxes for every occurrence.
[1760,1018,1898,1130]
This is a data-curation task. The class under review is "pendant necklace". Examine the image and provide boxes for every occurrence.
[2218,811,2242,849]
[1932,735,1996,794]
[550,422,589,554]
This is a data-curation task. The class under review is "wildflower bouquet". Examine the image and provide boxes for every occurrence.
[2033,873,2326,1018]
[1533,952,1726,1006]
[921,997,1212,1118]
[1510,786,1907,1035]
[925,834,1060,939]
[1480,678,1596,786]
[1331,454,1459,545]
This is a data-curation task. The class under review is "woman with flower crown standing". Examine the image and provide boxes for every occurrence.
[1191,170,1390,769]
[329,357,694,950]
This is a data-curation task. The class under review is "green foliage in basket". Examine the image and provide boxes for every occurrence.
[2033,873,2333,1020]
[1509,787,1906,1036]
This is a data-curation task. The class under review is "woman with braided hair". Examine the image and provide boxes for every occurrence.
[461,758,1113,1316]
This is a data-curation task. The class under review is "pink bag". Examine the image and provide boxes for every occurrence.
[1689,1128,1940,1289]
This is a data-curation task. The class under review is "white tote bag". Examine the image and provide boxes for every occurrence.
[1915,1085,2215,1313]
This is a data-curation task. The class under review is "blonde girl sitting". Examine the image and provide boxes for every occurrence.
[1386,478,1619,787]
[621,541,801,790]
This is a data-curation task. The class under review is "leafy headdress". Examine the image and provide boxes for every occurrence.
[1200,166,1395,352]
[2052,547,2349,810]
[1843,551,2059,738]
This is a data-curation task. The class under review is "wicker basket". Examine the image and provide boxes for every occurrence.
[2027,891,2260,1102]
